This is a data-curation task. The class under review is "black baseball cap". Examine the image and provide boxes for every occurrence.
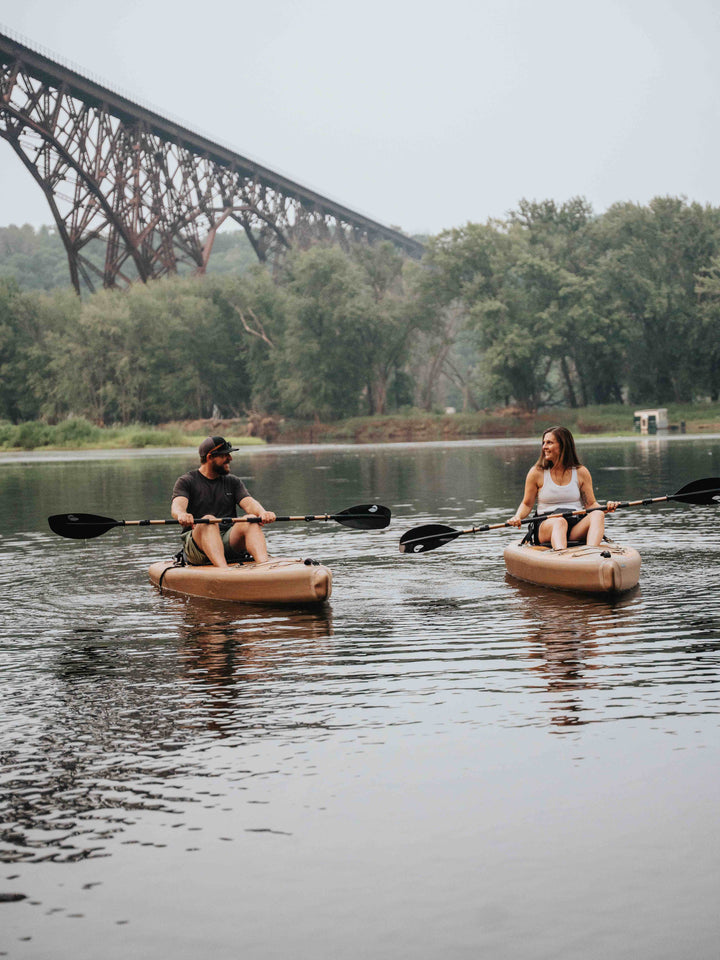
[199,436,239,460]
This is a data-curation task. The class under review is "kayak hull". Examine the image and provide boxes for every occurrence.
[148,557,332,604]
[503,541,641,594]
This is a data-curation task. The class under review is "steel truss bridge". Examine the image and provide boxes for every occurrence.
[0,30,423,293]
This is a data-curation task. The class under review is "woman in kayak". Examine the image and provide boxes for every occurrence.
[507,426,618,549]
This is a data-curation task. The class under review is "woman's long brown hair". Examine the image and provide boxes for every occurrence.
[534,426,582,470]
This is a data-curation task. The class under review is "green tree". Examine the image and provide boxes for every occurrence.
[276,246,371,420]
[0,225,73,292]
[40,288,136,423]
[37,278,233,424]
[0,279,52,421]
[208,268,290,416]
[412,223,504,411]
[694,258,720,401]
[470,247,559,410]
[350,243,427,414]
[420,222,557,411]
[508,198,627,406]
[590,197,720,403]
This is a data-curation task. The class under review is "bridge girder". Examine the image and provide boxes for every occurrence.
[0,31,424,293]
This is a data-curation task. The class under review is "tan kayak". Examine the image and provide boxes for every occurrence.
[148,557,332,604]
[503,540,641,594]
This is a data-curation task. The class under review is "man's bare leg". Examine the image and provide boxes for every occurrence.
[191,522,228,567]
[229,520,270,563]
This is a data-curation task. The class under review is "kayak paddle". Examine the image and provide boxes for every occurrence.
[49,503,391,540]
[399,477,720,554]
[399,519,521,553]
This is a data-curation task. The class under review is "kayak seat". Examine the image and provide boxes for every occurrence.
[229,550,254,563]
[521,534,611,548]
[172,548,253,567]
[546,537,612,548]
[158,548,255,590]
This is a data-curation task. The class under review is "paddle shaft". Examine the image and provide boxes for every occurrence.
[513,489,719,529]
[408,510,605,542]
[398,503,629,553]
[399,478,720,553]
[450,505,612,537]
[474,486,720,534]
[452,496,680,538]
[116,513,373,526]
[48,502,391,539]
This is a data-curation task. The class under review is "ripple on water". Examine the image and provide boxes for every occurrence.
[1,446,719,884]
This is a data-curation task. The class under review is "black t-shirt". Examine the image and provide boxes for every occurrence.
[172,470,251,530]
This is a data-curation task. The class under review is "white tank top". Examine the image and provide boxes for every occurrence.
[537,467,582,513]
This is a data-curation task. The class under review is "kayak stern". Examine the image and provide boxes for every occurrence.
[503,541,641,594]
[149,557,332,604]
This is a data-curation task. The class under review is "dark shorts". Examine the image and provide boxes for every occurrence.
[529,512,584,546]
[181,526,251,565]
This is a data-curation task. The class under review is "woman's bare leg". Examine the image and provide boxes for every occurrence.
[539,517,569,550]
[552,511,606,547]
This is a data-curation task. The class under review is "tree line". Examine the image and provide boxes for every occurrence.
[0,224,258,293]
[1,195,719,426]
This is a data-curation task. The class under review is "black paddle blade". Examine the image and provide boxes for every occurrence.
[333,504,391,529]
[670,477,720,505]
[48,513,120,540]
[399,523,462,554]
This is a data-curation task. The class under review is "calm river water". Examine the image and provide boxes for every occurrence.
[1,436,719,959]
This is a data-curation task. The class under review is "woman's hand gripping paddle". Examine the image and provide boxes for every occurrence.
[398,478,720,553]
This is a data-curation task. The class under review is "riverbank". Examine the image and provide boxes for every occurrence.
[0,418,264,452]
[2,404,720,450]
[177,403,720,445]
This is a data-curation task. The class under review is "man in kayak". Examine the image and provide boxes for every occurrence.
[507,426,618,549]
[171,436,276,565]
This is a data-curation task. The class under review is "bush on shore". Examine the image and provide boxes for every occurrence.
[1,405,719,452]
[0,418,254,451]
[269,404,720,445]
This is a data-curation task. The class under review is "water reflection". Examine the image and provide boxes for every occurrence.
[508,579,640,731]
[1,439,719,958]
[173,598,335,737]
[1,602,336,864]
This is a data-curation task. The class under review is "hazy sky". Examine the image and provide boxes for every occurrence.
[1,0,719,236]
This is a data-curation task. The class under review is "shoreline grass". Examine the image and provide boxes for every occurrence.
[1,404,719,451]
[0,418,264,452]
[271,403,720,445]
